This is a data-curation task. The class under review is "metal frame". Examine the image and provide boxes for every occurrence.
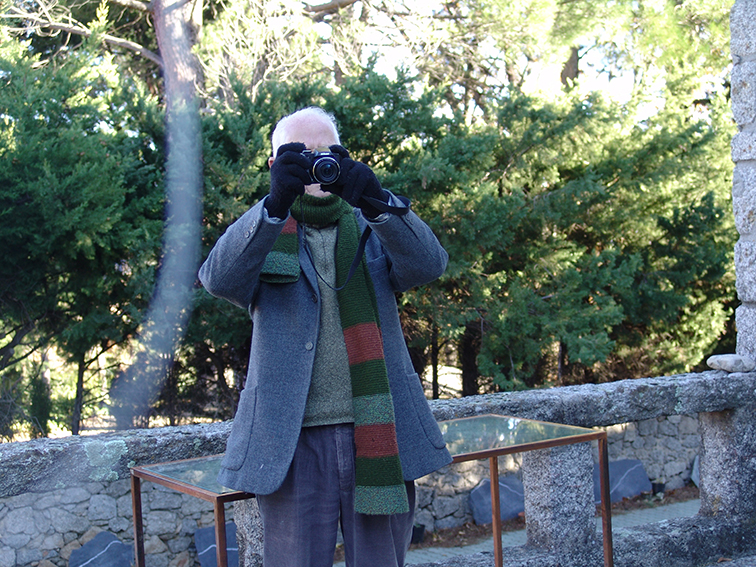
[446,416,614,567]
[130,455,255,567]
[131,418,613,567]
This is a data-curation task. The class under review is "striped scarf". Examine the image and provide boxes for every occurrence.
[261,194,409,516]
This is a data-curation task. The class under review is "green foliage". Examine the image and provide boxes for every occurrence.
[0,33,165,434]
[0,0,740,427]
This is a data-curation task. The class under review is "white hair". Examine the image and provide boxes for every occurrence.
[270,106,340,157]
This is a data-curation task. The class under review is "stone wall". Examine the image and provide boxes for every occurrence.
[0,423,230,567]
[732,0,756,361]
[0,477,227,567]
[413,413,700,532]
[0,412,698,565]
[1,370,751,567]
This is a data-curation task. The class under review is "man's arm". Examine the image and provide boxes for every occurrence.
[198,198,287,310]
[366,202,449,292]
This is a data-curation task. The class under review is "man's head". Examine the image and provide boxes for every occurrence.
[269,107,341,198]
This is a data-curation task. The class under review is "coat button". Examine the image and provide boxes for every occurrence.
[305,342,314,351]
[311,294,318,303]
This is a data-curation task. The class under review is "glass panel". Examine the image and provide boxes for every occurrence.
[439,415,594,457]
[142,455,235,494]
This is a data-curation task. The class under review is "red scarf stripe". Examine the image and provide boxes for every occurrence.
[343,322,385,366]
[282,216,298,234]
[354,423,400,459]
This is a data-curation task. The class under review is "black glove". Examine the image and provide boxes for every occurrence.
[266,142,310,219]
[329,144,389,219]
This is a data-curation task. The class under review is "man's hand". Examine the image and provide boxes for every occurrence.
[266,142,310,219]
[329,144,388,219]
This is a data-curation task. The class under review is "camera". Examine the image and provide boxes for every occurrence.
[301,149,341,185]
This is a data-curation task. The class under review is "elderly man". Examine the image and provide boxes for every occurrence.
[199,106,451,566]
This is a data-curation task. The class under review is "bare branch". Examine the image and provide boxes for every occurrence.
[108,0,152,12]
[3,8,163,68]
[303,0,358,16]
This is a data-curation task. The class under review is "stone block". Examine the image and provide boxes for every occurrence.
[732,61,756,126]
[0,548,15,567]
[637,418,659,437]
[733,130,756,162]
[733,163,756,236]
[435,515,465,530]
[731,0,756,58]
[708,353,756,372]
[144,511,179,537]
[2,533,31,548]
[735,240,756,302]
[522,443,596,551]
[736,304,756,360]
[414,509,435,532]
[144,534,168,554]
[60,487,91,505]
[116,493,134,517]
[150,491,183,510]
[16,547,43,565]
[432,495,461,519]
[699,404,756,518]
[0,506,35,535]
[623,422,637,443]
[108,515,132,534]
[88,494,117,521]
[168,550,192,567]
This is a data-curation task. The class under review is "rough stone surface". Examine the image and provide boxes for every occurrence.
[733,164,756,236]
[732,60,756,126]
[699,404,756,519]
[732,130,756,162]
[707,354,756,373]
[235,498,263,567]
[2,372,756,566]
[737,305,756,360]
[409,517,756,567]
[521,443,596,553]
[429,371,756,427]
[735,240,756,302]
[731,0,756,59]
[0,421,230,499]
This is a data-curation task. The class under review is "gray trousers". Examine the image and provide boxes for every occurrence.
[257,424,416,567]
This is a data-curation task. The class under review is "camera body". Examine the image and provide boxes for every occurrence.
[301,149,341,185]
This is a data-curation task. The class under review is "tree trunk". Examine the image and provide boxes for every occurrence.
[431,323,440,400]
[460,322,481,397]
[560,46,579,87]
[71,354,86,435]
[117,0,203,424]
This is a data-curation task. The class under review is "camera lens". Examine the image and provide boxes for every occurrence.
[312,156,340,185]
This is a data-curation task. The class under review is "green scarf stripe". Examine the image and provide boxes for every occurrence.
[354,485,409,516]
[350,361,392,396]
[265,193,408,516]
[355,456,405,485]
[352,393,395,426]
[260,218,300,283]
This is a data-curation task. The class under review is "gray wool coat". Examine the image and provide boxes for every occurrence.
[198,195,452,496]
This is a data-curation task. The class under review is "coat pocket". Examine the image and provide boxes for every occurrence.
[406,373,447,450]
[220,386,258,471]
